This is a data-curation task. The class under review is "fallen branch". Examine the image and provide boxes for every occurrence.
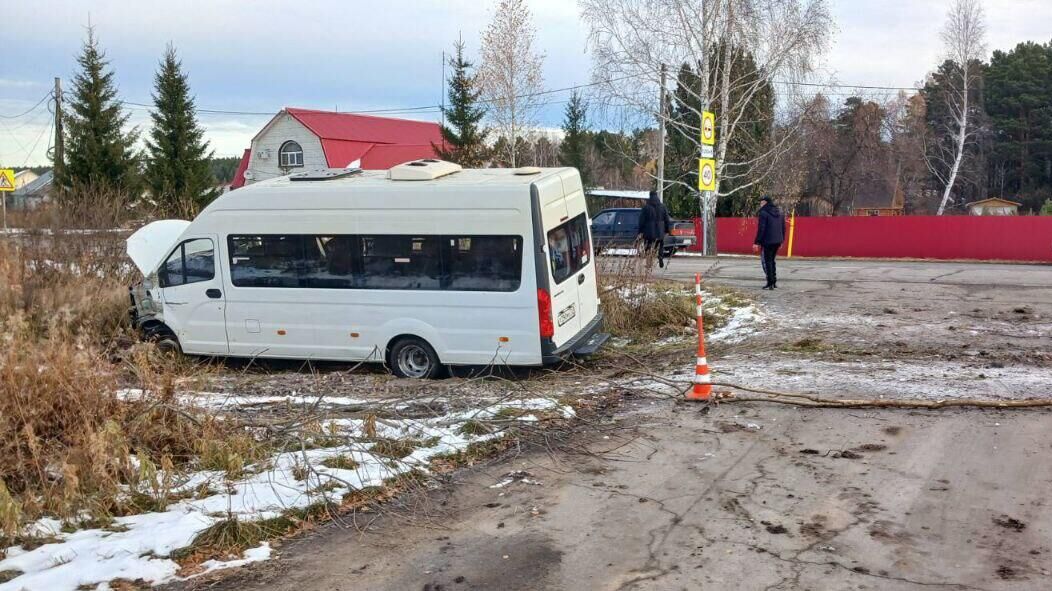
[708,382,1052,409]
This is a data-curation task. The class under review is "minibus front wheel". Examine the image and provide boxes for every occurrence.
[155,336,182,356]
[388,336,443,379]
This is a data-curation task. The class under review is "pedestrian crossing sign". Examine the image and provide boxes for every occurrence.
[698,158,716,191]
[0,169,14,192]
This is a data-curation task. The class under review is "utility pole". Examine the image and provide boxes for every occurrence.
[657,63,667,203]
[440,50,446,128]
[53,77,64,178]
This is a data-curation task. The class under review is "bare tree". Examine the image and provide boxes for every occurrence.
[928,0,986,215]
[580,0,832,254]
[479,0,545,167]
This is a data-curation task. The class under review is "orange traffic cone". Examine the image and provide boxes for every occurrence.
[687,272,712,401]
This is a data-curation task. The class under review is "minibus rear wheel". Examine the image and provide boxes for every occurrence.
[389,337,442,379]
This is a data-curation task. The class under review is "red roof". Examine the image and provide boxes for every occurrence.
[229,148,251,190]
[230,109,445,190]
[285,107,443,146]
[360,144,439,169]
[318,140,376,168]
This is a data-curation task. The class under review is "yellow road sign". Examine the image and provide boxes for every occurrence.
[701,111,715,146]
[698,158,716,191]
[0,169,15,192]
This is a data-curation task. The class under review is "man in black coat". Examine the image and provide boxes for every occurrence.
[752,196,786,289]
[638,190,674,268]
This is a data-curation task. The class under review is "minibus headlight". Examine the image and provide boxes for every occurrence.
[537,289,555,339]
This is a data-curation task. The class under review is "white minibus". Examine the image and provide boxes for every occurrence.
[127,160,608,378]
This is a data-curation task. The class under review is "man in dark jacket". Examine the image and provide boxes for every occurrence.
[638,190,673,268]
[752,196,786,289]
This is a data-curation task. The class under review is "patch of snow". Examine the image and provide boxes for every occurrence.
[195,543,272,576]
[0,396,571,591]
[116,389,374,410]
[708,304,765,343]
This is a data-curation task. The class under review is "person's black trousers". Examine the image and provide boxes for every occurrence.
[643,238,666,268]
[760,243,780,286]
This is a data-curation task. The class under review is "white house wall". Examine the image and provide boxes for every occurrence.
[245,113,325,185]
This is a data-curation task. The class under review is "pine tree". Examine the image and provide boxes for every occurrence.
[559,91,591,187]
[60,27,139,192]
[435,39,489,167]
[145,44,216,215]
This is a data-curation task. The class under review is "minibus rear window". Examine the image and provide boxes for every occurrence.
[447,236,522,291]
[547,214,591,284]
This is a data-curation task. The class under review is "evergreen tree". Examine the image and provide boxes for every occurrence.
[145,44,216,215]
[435,39,488,167]
[558,91,591,187]
[985,41,1052,208]
[60,27,139,192]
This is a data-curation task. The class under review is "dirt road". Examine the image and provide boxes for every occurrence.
[188,400,1052,591]
[174,257,1052,590]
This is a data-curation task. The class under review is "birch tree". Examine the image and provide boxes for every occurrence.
[580,0,832,254]
[928,0,986,215]
[479,0,545,167]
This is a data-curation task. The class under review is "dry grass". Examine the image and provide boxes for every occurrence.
[597,253,751,342]
[0,192,242,543]
[598,255,697,339]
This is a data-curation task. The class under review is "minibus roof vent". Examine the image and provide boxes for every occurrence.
[387,159,462,181]
[513,166,542,175]
[289,168,363,182]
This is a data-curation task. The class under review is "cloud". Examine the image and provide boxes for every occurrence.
[3,0,1051,165]
[0,79,42,89]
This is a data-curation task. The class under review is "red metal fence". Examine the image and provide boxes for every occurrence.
[692,216,1052,262]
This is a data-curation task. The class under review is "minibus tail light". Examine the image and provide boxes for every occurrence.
[537,289,555,339]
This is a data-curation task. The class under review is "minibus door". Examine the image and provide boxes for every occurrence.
[157,235,229,355]
[565,191,600,328]
[545,220,583,345]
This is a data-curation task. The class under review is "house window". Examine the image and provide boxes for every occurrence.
[279,141,304,168]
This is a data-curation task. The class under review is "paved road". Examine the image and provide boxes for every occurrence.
[657,255,1052,291]
[174,257,1052,591]
[192,401,1052,591]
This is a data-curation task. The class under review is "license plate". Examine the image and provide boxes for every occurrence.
[557,304,576,326]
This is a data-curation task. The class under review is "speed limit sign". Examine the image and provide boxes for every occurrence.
[698,158,716,191]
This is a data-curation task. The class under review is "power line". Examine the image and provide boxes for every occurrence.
[775,80,917,92]
[21,117,53,168]
[0,91,53,119]
[115,73,648,118]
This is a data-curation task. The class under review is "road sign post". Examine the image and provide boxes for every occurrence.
[699,111,716,256]
[0,169,16,233]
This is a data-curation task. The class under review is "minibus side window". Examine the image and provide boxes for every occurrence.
[229,235,303,288]
[159,238,214,288]
[359,235,442,290]
[446,236,522,292]
[304,236,358,289]
[546,214,591,284]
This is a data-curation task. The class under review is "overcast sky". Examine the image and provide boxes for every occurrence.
[2,0,1051,166]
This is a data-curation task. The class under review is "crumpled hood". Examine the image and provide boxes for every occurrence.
[126,219,191,275]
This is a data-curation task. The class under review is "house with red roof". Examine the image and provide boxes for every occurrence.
[230,107,443,189]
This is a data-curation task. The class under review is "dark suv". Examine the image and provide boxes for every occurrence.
[590,208,696,256]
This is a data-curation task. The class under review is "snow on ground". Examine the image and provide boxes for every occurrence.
[0,396,574,591]
[116,389,376,411]
[707,299,765,343]
[716,356,1052,400]
[613,356,1052,402]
